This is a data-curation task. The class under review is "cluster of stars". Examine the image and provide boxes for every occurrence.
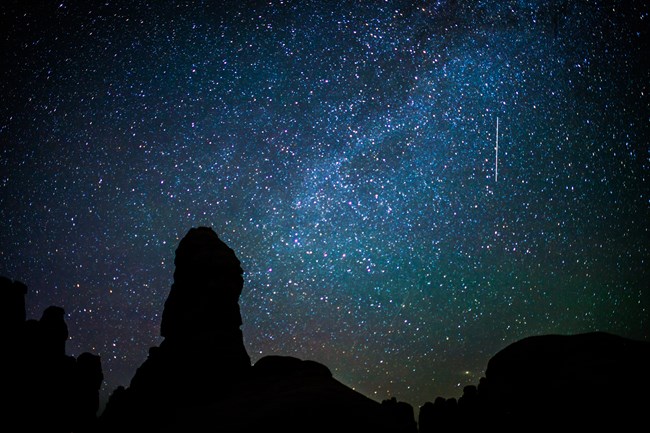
[1,0,647,414]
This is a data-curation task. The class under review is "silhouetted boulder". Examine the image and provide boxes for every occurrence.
[417,401,435,433]
[74,352,105,432]
[0,278,103,433]
[39,305,69,358]
[252,354,332,379]
[0,275,27,330]
[483,332,650,429]
[1,276,28,402]
[418,396,454,433]
[381,397,418,433]
[457,384,480,428]
[443,397,458,424]
[170,355,413,432]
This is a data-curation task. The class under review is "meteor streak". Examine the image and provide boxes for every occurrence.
[495,117,499,183]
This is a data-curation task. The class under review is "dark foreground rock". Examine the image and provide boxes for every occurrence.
[484,331,650,428]
[1,276,103,433]
[170,355,415,433]
[97,227,414,432]
[418,331,650,432]
[4,226,647,432]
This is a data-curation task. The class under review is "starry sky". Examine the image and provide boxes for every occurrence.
[1,0,648,414]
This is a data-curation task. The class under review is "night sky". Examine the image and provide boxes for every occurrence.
[1,0,648,413]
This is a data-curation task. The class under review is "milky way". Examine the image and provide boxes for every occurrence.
[1,0,648,412]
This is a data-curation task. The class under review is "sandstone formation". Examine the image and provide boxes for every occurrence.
[418,331,650,431]
[99,227,252,430]
[1,276,104,433]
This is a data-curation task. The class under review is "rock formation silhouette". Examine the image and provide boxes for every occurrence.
[419,331,650,431]
[98,226,414,432]
[4,227,649,432]
[172,354,414,432]
[0,275,104,433]
[483,331,650,429]
[99,226,252,430]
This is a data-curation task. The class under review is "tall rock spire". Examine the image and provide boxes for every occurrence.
[100,227,251,431]
[161,226,246,340]
[158,226,251,376]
